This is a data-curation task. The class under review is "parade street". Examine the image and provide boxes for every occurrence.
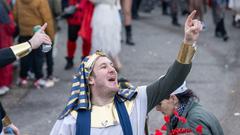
[2,8,240,135]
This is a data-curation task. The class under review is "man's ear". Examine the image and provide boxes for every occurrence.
[88,75,95,85]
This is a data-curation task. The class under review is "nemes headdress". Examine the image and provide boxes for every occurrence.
[59,51,105,119]
[60,51,137,119]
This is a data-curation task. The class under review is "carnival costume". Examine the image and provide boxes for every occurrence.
[51,42,196,135]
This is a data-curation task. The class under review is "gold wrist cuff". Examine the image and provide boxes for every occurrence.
[177,42,196,64]
[10,42,32,59]
[2,115,12,127]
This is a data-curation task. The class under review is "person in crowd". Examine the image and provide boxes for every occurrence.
[63,0,91,70]
[228,0,240,28]
[180,0,189,16]
[42,0,62,87]
[0,0,15,95]
[211,0,229,41]
[0,23,52,135]
[189,0,206,21]
[50,10,203,135]
[13,0,55,88]
[90,0,122,72]
[162,0,170,15]
[170,0,181,26]
[155,81,224,135]
[132,0,142,19]
[121,0,135,46]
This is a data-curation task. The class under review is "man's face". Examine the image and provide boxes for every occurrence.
[89,57,118,93]
[156,96,176,116]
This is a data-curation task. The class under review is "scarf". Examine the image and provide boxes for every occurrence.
[170,103,187,129]
[76,96,133,135]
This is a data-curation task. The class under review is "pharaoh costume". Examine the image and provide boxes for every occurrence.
[50,42,196,135]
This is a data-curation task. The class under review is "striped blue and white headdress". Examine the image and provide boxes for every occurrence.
[59,51,105,119]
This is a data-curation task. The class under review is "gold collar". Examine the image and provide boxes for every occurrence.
[70,99,135,128]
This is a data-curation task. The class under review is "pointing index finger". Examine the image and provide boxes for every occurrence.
[186,10,197,26]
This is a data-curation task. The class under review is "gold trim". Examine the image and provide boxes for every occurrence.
[70,100,135,128]
[10,42,32,59]
[70,110,77,119]
[177,42,196,64]
[2,115,12,127]
[70,88,139,128]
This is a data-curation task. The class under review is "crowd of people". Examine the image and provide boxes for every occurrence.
[139,0,240,41]
[0,0,239,94]
[0,0,239,134]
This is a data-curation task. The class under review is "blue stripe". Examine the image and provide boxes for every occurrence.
[65,103,76,111]
[119,89,129,96]
[79,87,87,91]
[71,86,80,91]
[114,96,133,135]
[72,78,80,83]
[75,103,89,109]
[78,95,88,99]
[84,72,89,77]
[68,94,79,101]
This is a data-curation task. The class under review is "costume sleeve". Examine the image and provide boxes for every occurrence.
[0,42,32,68]
[0,48,16,68]
[146,61,191,112]
[146,42,195,113]
[50,115,76,135]
[0,102,6,120]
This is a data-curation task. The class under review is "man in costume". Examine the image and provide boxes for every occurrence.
[50,10,202,135]
[0,23,52,135]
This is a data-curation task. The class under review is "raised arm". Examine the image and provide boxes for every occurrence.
[146,10,203,112]
[0,23,51,67]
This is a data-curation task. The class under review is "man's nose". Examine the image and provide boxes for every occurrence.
[108,66,116,73]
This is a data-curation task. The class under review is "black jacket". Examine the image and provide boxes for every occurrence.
[0,47,17,132]
[0,48,16,68]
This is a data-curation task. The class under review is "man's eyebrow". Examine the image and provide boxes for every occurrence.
[98,63,107,67]
[100,61,113,66]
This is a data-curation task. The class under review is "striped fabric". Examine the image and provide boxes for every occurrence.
[59,51,137,119]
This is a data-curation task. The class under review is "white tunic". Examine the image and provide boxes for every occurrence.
[91,0,122,57]
[50,86,148,135]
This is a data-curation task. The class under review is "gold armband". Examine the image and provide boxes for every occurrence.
[177,42,196,64]
[2,115,12,127]
[10,42,32,59]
